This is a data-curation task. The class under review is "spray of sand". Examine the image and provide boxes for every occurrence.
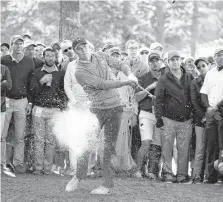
[52,107,99,157]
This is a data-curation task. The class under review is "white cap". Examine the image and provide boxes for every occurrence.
[150,42,163,50]
[24,40,36,48]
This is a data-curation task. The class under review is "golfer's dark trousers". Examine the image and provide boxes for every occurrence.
[205,112,223,183]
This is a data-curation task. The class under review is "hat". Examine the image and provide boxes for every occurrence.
[72,37,87,50]
[194,57,209,67]
[148,50,162,61]
[121,51,128,56]
[139,47,150,54]
[1,43,10,50]
[51,42,61,50]
[36,43,46,48]
[109,47,121,55]
[150,42,163,51]
[24,40,36,48]
[214,47,223,57]
[61,40,72,52]
[22,34,31,40]
[168,51,181,60]
[184,56,195,64]
[10,35,24,46]
[102,43,114,52]
[207,56,215,64]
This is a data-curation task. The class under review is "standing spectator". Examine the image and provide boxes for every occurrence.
[51,42,66,71]
[184,57,199,78]
[155,51,193,183]
[24,40,44,69]
[1,35,35,173]
[30,48,66,175]
[134,50,162,179]
[61,40,77,71]
[35,43,45,60]
[1,43,10,58]
[1,64,14,177]
[190,57,210,184]
[200,47,223,185]
[139,47,150,65]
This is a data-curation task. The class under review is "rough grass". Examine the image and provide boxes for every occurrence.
[1,174,223,202]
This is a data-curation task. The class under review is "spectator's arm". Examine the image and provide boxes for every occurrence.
[27,60,35,103]
[64,65,76,102]
[75,71,130,90]
[1,66,12,93]
[190,82,205,118]
[154,77,165,120]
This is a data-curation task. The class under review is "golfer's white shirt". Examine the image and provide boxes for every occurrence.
[200,68,223,107]
[64,60,88,104]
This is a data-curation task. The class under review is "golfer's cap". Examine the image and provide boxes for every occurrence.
[72,37,87,50]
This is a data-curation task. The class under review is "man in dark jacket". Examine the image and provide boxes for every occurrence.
[155,51,193,183]
[190,57,210,184]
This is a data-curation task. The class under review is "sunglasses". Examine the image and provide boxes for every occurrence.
[63,47,72,53]
[140,51,149,55]
[197,64,206,70]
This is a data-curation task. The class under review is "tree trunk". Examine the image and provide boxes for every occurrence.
[190,2,198,57]
[155,2,164,46]
[59,0,80,41]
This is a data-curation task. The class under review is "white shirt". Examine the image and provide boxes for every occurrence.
[200,68,223,107]
[64,60,88,104]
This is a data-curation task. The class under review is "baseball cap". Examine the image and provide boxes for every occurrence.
[24,40,36,48]
[36,43,46,48]
[148,50,162,61]
[72,37,87,50]
[102,43,114,52]
[168,51,181,60]
[1,43,10,50]
[51,42,61,50]
[139,47,150,54]
[214,47,223,56]
[61,40,72,52]
[184,56,195,64]
[10,35,24,46]
[150,42,163,51]
[109,47,121,55]
[194,57,209,67]
[22,34,31,40]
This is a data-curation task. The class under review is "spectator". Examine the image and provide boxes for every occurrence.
[109,47,121,60]
[207,56,216,69]
[1,43,10,58]
[61,40,77,71]
[51,42,66,71]
[190,57,210,184]
[1,35,35,173]
[155,51,193,183]
[184,57,199,78]
[35,43,45,60]
[139,47,150,65]
[1,64,14,177]
[200,47,223,185]
[134,50,162,179]
[24,40,44,69]
[30,48,66,175]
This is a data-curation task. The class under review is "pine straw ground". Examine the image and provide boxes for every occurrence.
[1,174,223,202]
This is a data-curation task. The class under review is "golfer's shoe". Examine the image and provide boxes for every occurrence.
[65,177,79,192]
[90,186,110,195]
[1,165,16,177]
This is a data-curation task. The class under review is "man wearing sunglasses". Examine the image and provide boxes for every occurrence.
[200,47,223,185]
[155,51,193,183]
[65,37,137,195]
[190,57,210,184]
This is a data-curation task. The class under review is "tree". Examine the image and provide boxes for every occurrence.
[59,0,80,41]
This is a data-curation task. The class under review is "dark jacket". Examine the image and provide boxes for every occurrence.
[1,65,12,112]
[33,57,44,69]
[190,75,206,126]
[155,70,193,122]
[30,66,67,110]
